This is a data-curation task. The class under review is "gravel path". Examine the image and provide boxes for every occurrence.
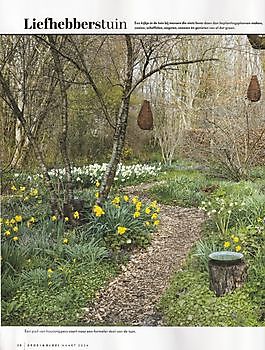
[82,183,205,326]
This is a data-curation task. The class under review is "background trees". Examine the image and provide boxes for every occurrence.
[1,35,264,205]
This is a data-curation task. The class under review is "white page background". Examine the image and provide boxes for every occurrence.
[0,0,265,348]
[1,327,265,349]
[0,0,264,33]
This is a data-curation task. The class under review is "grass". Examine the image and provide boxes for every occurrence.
[149,172,216,207]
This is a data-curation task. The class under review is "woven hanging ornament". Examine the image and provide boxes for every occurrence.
[137,100,153,130]
[247,75,261,102]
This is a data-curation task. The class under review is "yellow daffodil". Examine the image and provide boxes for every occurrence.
[145,207,151,214]
[13,236,19,241]
[5,219,10,226]
[132,196,138,204]
[10,218,16,224]
[11,185,17,191]
[51,215,57,222]
[133,211,140,218]
[156,207,160,213]
[15,215,22,223]
[235,245,241,252]
[95,192,99,199]
[112,197,120,205]
[150,200,157,208]
[29,217,36,223]
[4,230,11,237]
[64,217,69,222]
[24,196,29,201]
[63,238,69,244]
[93,205,105,217]
[13,226,19,232]
[151,213,158,220]
[233,236,239,243]
[136,202,142,211]
[20,186,26,192]
[73,211,79,219]
[95,180,100,188]
[30,188,38,196]
[224,241,231,248]
[47,268,53,273]
[153,220,160,226]
[123,195,129,202]
[117,226,127,235]
[144,221,150,227]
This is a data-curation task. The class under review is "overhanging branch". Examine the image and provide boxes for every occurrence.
[247,35,265,49]
[128,57,219,97]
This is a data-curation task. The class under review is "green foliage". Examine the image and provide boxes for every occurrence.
[159,270,263,326]
[150,174,210,207]
[247,250,265,322]
[1,240,28,275]
[87,195,160,251]
[199,197,245,235]
[1,262,117,326]
[159,168,265,327]
[230,221,265,258]
[64,240,109,265]
[192,239,221,272]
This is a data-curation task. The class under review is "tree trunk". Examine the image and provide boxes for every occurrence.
[98,35,133,201]
[0,70,61,216]
[48,35,74,209]
[209,259,247,296]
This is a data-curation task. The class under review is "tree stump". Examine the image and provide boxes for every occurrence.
[209,255,247,297]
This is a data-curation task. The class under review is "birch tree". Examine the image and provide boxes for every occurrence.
[38,35,217,201]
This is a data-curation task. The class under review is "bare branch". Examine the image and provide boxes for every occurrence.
[128,57,219,97]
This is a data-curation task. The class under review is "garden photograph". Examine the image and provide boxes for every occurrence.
[0,34,264,327]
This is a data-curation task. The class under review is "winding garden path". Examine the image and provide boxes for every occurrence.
[82,182,205,326]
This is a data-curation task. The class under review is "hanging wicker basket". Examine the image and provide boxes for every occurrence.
[137,100,153,130]
[247,75,261,102]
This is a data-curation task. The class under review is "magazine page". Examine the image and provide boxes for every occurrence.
[0,1,265,349]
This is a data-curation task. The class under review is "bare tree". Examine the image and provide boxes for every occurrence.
[0,36,58,168]
[48,35,74,208]
[36,35,217,201]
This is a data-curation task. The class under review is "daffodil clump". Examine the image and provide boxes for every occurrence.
[46,162,162,187]
[9,184,41,203]
[90,194,160,251]
[199,197,245,236]
[1,214,28,243]
[223,234,242,252]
